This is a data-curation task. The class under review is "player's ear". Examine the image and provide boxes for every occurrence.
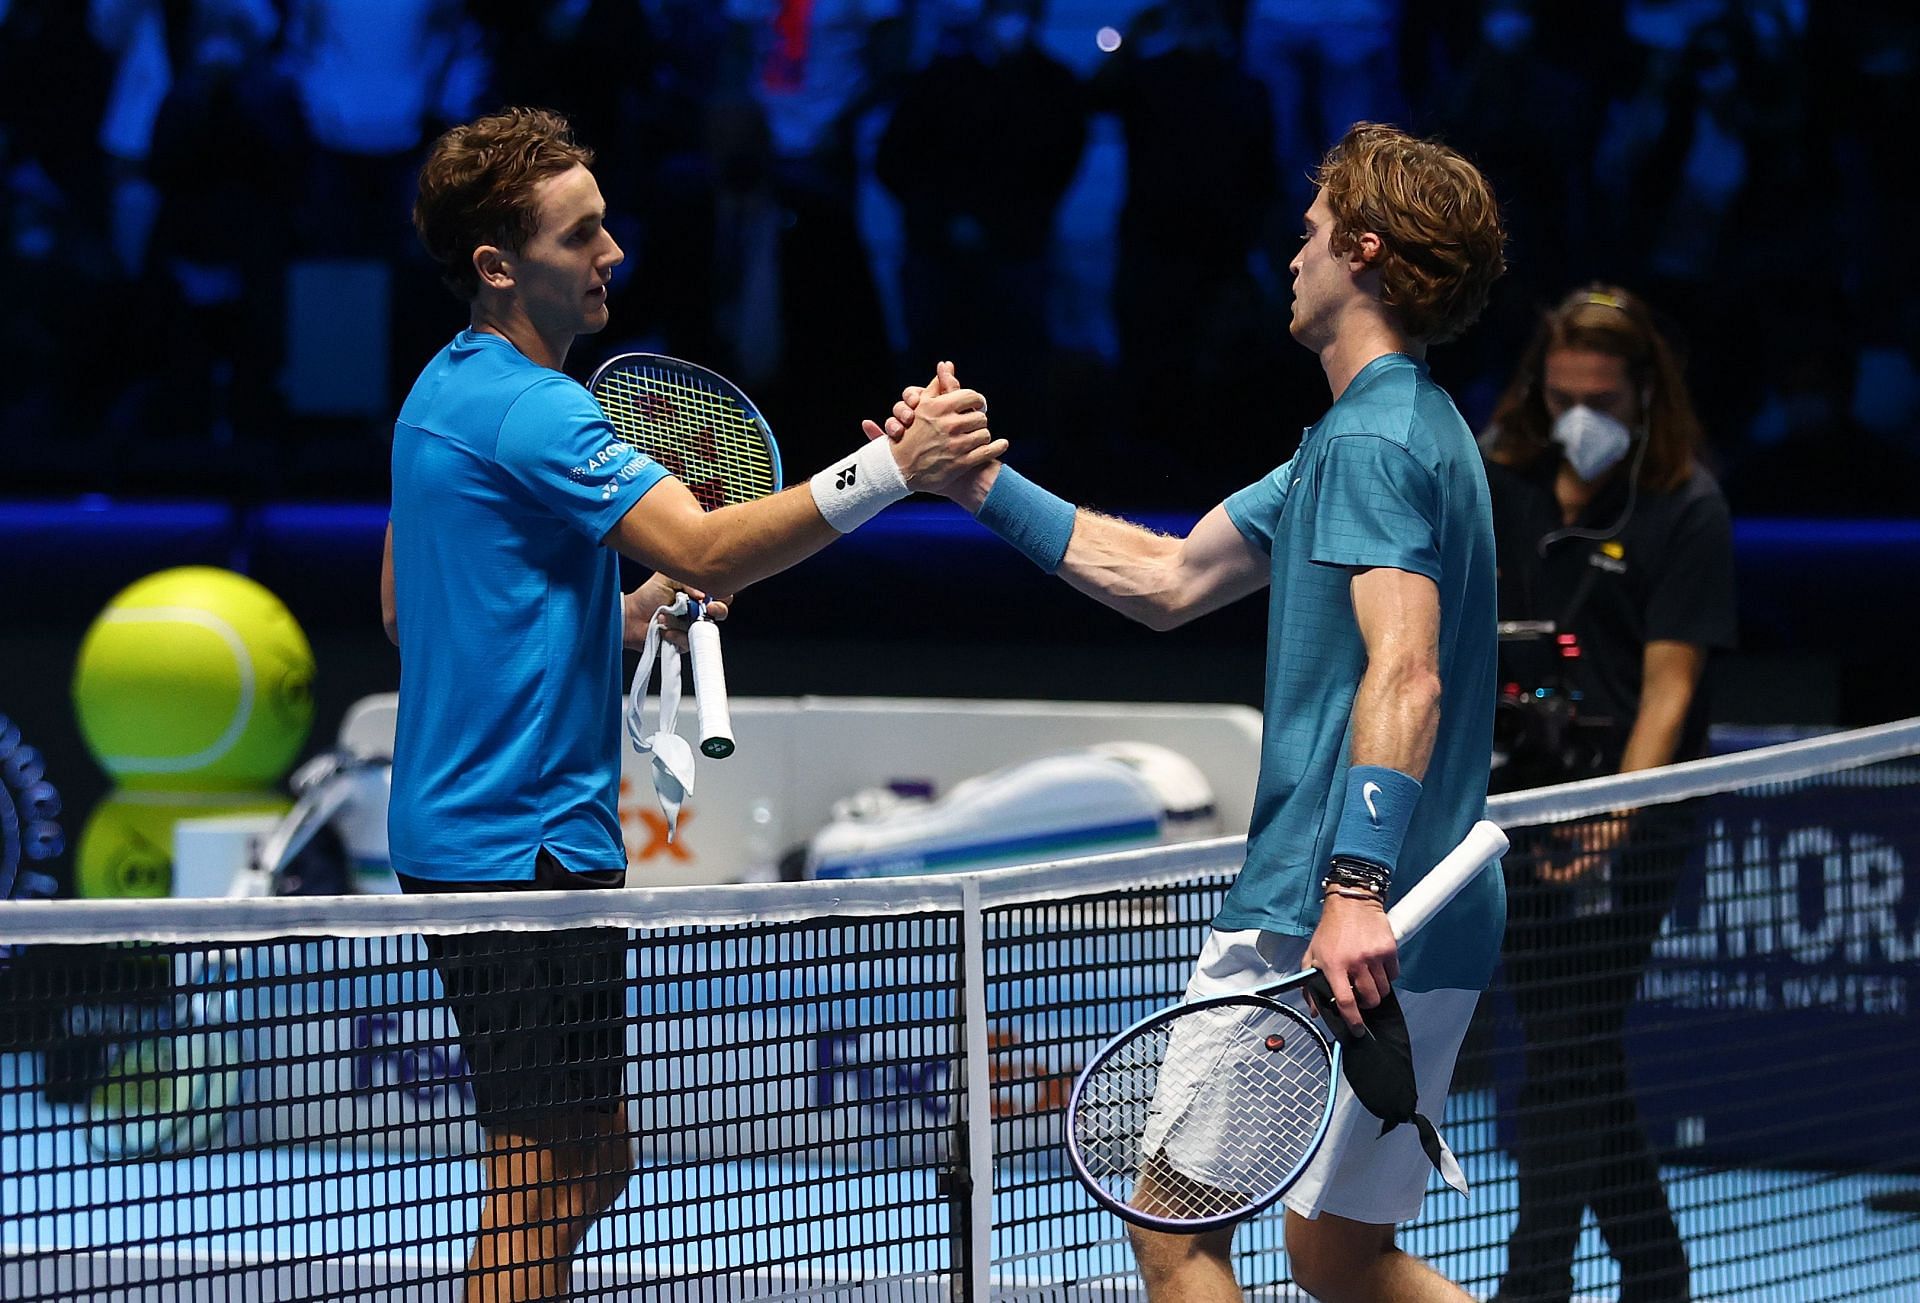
[1349,230,1385,273]
[473,244,513,291]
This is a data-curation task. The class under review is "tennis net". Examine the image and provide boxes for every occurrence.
[2,719,1917,1300]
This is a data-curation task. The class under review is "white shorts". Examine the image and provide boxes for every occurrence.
[1151,928,1480,1227]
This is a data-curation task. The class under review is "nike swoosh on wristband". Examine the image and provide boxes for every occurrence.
[1363,781,1382,823]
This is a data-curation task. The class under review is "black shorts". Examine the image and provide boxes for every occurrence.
[398,850,629,1130]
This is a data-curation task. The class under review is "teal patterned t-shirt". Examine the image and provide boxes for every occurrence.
[1220,353,1505,991]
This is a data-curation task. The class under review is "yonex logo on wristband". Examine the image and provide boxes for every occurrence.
[811,437,907,532]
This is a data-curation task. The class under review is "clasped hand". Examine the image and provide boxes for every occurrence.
[861,360,1005,497]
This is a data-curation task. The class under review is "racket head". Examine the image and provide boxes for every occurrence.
[84,949,250,1160]
[1066,992,1337,1232]
[85,1024,245,1160]
[587,353,783,510]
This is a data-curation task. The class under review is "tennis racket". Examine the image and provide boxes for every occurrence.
[588,352,783,760]
[83,762,388,1160]
[1065,819,1509,1232]
[84,946,248,1160]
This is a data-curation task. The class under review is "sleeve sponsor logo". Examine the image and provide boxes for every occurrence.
[575,446,654,498]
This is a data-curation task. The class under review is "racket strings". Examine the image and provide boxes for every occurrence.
[594,365,779,509]
[88,954,248,1159]
[1071,1000,1334,1224]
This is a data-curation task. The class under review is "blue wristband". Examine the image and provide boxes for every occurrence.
[974,466,1076,574]
[1332,764,1422,876]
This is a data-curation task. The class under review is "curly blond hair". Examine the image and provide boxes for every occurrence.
[1313,122,1506,344]
[413,107,596,301]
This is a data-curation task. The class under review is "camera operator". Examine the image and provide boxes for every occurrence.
[1480,284,1735,1303]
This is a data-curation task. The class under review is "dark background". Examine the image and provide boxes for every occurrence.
[4,0,1917,894]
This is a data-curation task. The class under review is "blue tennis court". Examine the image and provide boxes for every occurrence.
[8,1066,1919,1300]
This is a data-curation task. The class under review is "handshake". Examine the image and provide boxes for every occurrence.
[860,360,1006,506]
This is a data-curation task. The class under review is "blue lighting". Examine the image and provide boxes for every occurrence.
[2,500,1913,577]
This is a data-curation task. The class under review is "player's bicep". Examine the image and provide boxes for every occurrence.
[1348,566,1443,775]
[1350,565,1442,673]
[1176,504,1272,619]
[603,474,711,573]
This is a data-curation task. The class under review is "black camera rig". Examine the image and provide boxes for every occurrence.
[1491,621,1614,793]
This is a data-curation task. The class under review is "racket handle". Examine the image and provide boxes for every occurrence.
[1386,820,1509,941]
[687,619,735,759]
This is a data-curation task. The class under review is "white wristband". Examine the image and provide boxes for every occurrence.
[810,436,909,533]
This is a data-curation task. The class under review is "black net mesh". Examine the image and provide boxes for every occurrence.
[3,736,1918,1300]
[2,915,965,1300]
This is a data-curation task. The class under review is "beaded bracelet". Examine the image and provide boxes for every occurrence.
[1320,855,1392,897]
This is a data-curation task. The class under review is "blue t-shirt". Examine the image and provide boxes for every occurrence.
[1220,353,1505,991]
[388,330,669,881]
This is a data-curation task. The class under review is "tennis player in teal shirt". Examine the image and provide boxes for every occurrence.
[1215,350,1505,998]
[382,107,1004,1302]
[887,123,1509,1303]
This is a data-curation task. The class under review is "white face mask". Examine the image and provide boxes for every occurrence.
[1552,405,1634,480]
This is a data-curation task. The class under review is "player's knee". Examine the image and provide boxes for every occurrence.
[1125,1224,1177,1285]
[1127,1222,1231,1290]
[1285,1214,1397,1302]
[1289,1245,1382,1303]
[486,1134,634,1229]
[582,1137,637,1213]
[540,1134,636,1222]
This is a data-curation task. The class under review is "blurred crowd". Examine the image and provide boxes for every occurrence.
[3,0,1916,513]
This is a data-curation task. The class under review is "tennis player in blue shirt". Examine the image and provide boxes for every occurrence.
[380,107,1003,1302]
[884,123,1509,1302]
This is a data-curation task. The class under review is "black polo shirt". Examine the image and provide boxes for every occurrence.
[1485,454,1737,769]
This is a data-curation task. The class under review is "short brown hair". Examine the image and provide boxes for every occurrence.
[1313,122,1506,344]
[413,107,595,300]
[1483,284,1705,493]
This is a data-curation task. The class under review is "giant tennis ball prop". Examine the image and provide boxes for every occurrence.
[74,789,290,898]
[73,568,314,791]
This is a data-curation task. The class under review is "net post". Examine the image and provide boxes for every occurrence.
[960,878,993,1296]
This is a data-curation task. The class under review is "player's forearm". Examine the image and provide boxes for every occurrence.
[1056,512,1203,631]
[619,415,987,590]
[663,487,842,595]
[964,465,1260,631]
[1348,656,1442,780]
[961,463,1186,626]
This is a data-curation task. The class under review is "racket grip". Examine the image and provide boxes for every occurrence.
[1386,820,1509,941]
[688,619,735,759]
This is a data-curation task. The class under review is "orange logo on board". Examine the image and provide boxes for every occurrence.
[618,776,694,863]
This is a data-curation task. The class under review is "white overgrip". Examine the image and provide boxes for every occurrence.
[1386,820,1509,942]
[688,619,735,758]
